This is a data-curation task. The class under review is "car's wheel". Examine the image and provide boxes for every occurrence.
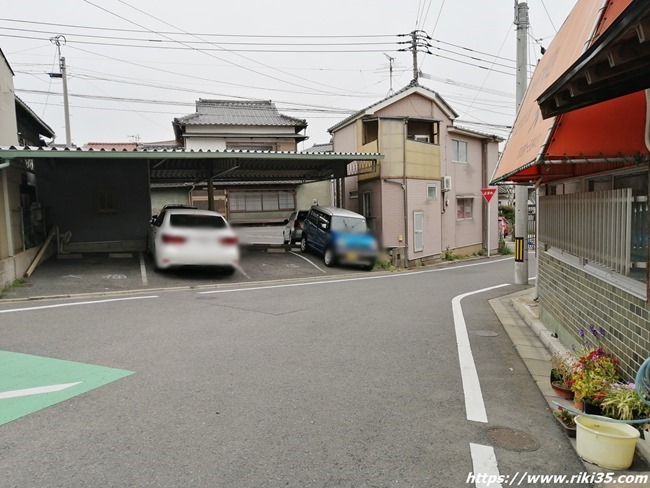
[323,248,336,267]
[300,236,308,253]
[362,260,375,271]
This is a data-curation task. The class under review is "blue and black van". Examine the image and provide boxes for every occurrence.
[300,206,378,271]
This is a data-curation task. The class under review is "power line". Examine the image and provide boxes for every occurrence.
[0,17,396,39]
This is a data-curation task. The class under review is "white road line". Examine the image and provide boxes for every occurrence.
[0,382,82,400]
[235,264,251,280]
[0,295,159,314]
[139,252,148,287]
[452,283,510,423]
[200,257,513,294]
[469,443,503,488]
[289,251,327,273]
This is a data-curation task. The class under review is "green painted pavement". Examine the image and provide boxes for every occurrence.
[0,350,134,426]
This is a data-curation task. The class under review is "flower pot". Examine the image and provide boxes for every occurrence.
[583,400,602,416]
[574,400,584,412]
[555,416,576,438]
[575,415,640,470]
[551,381,575,400]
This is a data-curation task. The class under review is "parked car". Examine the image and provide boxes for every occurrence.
[300,206,378,270]
[283,210,309,244]
[148,208,239,273]
[498,216,509,237]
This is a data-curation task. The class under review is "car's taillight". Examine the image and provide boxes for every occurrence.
[294,221,301,230]
[162,234,186,244]
[220,236,238,245]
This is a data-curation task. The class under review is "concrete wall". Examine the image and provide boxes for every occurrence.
[0,241,55,290]
[151,188,190,214]
[296,181,331,209]
[36,159,151,250]
[538,251,650,381]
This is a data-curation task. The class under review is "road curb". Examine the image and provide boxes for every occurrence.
[493,289,650,486]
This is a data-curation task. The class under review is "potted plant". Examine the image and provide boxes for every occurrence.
[568,346,619,412]
[550,352,575,400]
[553,406,577,437]
[601,383,650,430]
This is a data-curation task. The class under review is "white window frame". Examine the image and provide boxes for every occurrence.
[413,211,424,252]
[414,135,430,143]
[427,184,438,200]
[452,139,468,163]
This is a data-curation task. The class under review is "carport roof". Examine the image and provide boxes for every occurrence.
[0,146,383,184]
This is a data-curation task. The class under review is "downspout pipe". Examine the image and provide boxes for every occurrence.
[403,119,409,265]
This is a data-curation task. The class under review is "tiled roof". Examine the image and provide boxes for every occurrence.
[83,142,138,150]
[15,96,55,138]
[303,142,333,153]
[174,99,307,128]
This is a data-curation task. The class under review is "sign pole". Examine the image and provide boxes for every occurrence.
[481,187,497,258]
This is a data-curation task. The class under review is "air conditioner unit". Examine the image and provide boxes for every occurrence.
[441,176,452,192]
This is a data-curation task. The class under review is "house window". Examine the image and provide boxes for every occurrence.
[457,198,473,219]
[427,184,438,200]
[413,211,424,252]
[362,192,371,218]
[349,190,359,199]
[407,120,440,145]
[229,191,294,212]
[96,187,117,214]
[452,139,468,163]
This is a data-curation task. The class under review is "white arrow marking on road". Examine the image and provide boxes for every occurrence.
[0,382,82,400]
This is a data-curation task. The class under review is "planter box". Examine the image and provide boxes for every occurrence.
[555,416,576,438]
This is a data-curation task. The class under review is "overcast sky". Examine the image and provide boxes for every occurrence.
[1,0,577,148]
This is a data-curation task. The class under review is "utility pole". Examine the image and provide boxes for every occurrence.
[398,30,431,85]
[514,1,529,285]
[48,35,72,146]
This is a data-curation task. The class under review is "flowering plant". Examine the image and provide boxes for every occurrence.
[568,345,619,403]
[550,352,575,388]
[553,406,576,429]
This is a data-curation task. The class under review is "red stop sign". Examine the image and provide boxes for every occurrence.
[481,188,496,203]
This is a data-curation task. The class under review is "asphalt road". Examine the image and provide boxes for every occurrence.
[0,254,590,487]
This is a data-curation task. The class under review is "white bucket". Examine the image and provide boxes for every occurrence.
[575,415,640,470]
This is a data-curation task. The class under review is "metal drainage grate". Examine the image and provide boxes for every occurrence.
[484,427,540,452]
[474,330,498,337]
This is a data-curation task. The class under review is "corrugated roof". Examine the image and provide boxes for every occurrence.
[174,99,307,127]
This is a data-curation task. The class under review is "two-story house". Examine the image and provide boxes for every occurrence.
[329,84,502,266]
[172,99,331,223]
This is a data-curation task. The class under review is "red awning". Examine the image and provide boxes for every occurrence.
[492,0,648,184]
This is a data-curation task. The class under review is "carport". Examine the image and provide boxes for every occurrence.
[0,146,381,253]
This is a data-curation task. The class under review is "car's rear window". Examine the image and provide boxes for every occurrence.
[297,211,308,220]
[169,214,227,229]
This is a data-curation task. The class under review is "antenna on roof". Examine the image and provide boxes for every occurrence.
[383,53,395,96]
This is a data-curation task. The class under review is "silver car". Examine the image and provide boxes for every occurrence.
[282,210,308,244]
